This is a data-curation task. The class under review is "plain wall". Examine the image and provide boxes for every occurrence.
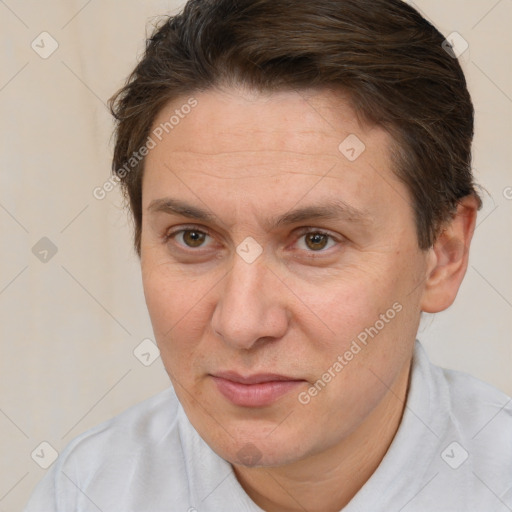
[1,1,511,511]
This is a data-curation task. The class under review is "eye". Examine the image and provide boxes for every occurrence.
[163,226,341,255]
[166,228,212,249]
[295,230,338,252]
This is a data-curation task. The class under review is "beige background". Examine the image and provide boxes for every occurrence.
[0,1,511,510]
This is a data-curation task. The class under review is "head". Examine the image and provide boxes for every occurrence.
[109,0,481,468]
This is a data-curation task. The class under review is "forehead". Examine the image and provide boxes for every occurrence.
[142,87,411,228]
[149,86,385,159]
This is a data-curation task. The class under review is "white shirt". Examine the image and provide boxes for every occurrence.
[24,341,512,511]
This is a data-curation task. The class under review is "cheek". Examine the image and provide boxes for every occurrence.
[293,267,396,350]
[295,262,418,387]
[142,263,213,362]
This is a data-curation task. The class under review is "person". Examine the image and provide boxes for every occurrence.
[24,0,512,510]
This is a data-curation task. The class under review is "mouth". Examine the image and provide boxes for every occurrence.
[210,371,306,407]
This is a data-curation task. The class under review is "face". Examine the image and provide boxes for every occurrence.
[140,86,431,467]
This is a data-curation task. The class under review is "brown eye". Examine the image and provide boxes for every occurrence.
[181,230,207,247]
[304,232,329,251]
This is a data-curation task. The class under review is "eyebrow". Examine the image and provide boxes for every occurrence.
[147,197,372,229]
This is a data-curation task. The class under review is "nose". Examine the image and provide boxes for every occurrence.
[211,251,289,351]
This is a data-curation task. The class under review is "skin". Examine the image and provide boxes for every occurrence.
[140,86,478,512]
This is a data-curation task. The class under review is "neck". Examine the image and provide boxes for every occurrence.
[232,361,411,512]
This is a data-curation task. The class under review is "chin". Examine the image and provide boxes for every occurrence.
[176,384,319,467]
[204,426,312,468]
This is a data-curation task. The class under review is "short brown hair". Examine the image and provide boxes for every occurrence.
[109,0,482,256]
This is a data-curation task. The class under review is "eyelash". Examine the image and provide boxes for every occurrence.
[163,225,341,255]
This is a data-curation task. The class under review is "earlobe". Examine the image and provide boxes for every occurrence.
[420,195,479,313]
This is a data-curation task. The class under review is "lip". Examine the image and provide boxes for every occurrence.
[211,372,306,407]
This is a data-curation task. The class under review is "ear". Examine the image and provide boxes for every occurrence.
[420,195,479,313]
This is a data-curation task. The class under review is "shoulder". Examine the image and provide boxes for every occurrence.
[426,353,512,491]
[413,341,511,440]
[435,362,511,438]
[62,386,180,459]
[24,386,188,511]
[394,343,512,510]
